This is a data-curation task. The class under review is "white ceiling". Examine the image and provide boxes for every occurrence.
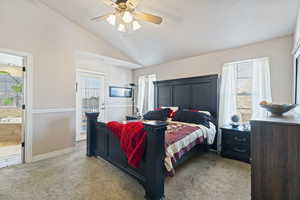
[40,0,300,67]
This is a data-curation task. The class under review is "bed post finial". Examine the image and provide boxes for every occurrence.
[86,112,99,157]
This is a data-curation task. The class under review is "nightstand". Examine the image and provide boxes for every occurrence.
[126,115,139,121]
[221,126,251,163]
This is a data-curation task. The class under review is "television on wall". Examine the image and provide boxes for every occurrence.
[109,86,132,98]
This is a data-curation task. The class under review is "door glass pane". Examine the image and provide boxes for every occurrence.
[0,66,23,108]
[80,76,101,133]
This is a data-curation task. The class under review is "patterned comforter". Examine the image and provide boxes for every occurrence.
[164,121,216,176]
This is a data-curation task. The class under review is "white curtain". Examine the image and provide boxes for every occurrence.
[137,74,156,114]
[219,63,238,127]
[148,74,156,111]
[251,58,272,119]
[137,76,146,114]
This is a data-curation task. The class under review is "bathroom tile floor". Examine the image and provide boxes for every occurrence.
[0,144,22,168]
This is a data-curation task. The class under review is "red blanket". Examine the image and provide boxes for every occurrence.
[107,121,147,168]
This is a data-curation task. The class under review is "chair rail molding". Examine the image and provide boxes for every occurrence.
[32,108,76,114]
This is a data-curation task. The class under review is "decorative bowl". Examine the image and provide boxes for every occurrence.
[260,102,297,116]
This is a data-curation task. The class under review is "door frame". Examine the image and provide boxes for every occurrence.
[0,48,33,163]
[75,69,105,141]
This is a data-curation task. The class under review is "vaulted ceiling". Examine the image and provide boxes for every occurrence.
[40,0,300,67]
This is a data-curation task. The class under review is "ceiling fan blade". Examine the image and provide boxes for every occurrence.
[102,0,118,8]
[127,0,141,8]
[133,12,163,24]
[91,14,111,21]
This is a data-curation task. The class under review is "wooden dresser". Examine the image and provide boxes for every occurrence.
[250,115,300,200]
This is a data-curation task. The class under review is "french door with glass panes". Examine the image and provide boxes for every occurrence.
[76,71,105,141]
[0,52,25,167]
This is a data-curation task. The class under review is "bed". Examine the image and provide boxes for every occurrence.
[164,120,216,176]
[86,74,219,200]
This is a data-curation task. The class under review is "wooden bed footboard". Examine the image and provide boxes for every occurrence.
[86,112,168,200]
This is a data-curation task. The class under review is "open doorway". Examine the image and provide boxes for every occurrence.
[0,52,25,168]
[76,70,105,141]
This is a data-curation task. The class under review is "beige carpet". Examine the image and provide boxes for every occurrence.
[0,142,250,200]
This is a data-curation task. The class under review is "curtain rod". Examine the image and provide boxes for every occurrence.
[224,57,269,66]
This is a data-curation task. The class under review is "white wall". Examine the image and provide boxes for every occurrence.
[76,52,133,122]
[0,0,134,157]
[134,36,294,104]
[294,9,300,48]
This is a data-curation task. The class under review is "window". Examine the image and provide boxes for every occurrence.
[137,74,156,114]
[219,57,271,126]
[0,65,23,108]
[0,53,24,109]
[236,62,253,122]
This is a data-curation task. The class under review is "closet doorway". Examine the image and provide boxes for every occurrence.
[76,70,105,141]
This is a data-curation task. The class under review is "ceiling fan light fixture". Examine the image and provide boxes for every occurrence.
[132,20,141,31]
[92,0,163,33]
[117,23,126,32]
[122,11,133,23]
[106,14,116,26]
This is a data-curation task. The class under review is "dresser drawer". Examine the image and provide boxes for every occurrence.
[222,132,250,146]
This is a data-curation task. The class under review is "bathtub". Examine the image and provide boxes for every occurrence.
[0,118,22,143]
[0,117,22,124]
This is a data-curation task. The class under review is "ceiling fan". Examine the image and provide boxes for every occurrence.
[91,0,163,32]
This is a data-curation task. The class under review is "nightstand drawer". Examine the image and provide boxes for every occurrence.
[221,148,250,163]
[222,143,250,155]
[222,132,250,145]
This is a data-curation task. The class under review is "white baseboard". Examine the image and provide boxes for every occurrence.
[32,147,74,162]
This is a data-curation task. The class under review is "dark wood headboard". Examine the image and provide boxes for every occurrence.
[153,74,219,149]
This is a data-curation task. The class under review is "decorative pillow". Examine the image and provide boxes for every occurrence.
[143,110,168,121]
[161,106,179,118]
[154,108,172,118]
[172,110,211,128]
